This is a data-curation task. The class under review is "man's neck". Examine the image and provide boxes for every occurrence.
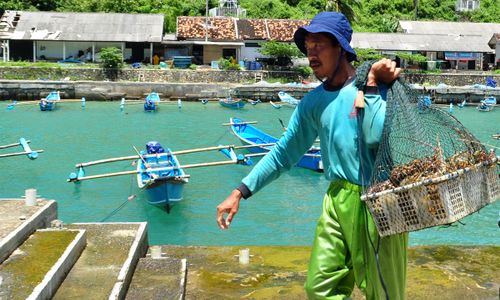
[324,62,355,90]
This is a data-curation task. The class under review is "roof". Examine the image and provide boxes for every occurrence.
[488,33,500,48]
[0,11,164,42]
[398,20,500,39]
[352,32,493,53]
[176,16,307,42]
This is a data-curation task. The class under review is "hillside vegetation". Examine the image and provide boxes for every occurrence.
[0,0,498,33]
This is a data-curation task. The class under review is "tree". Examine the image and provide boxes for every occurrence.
[413,0,418,19]
[258,41,303,58]
[324,0,361,22]
[99,47,123,80]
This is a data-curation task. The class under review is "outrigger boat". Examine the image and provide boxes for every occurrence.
[39,91,60,111]
[136,141,188,207]
[144,92,160,112]
[219,97,245,109]
[417,95,432,113]
[228,117,323,172]
[68,141,260,212]
[0,138,43,159]
[277,91,300,106]
[477,96,496,112]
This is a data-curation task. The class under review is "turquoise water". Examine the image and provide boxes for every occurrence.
[0,101,499,246]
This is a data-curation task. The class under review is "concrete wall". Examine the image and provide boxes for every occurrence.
[0,67,301,84]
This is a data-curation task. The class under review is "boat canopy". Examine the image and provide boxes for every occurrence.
[146,141,165,154]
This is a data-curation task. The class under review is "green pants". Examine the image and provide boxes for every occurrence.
[304,180,408,300]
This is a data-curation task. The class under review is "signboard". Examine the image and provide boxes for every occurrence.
[444,52,478,60]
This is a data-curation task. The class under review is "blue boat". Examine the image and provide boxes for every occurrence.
[417,95,432,113]
[136,141,188,210]
[39,91,60,111]
[277,91,300,106]
[229,117,323,172]
[219,97,245,109]
[144,92,160,111]
[477,96,496,112]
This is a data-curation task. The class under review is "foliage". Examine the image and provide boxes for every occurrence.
[293,65,313,78]
[258,41,303,58]
[352,48,383,66]
[189,64,197,70]
[395,51,427,64]
[325,0,362,22]
[1,0,497,36]
[217,57,240,71]
[99,47,123,69]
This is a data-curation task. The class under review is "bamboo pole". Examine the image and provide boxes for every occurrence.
[74,141,315,168]
[0,149,44,158]
[71,158,246,182]
[75,143,278,167]
[0,140,30,149]
[75,155,139,168]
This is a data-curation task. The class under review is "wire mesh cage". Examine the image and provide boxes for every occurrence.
[360,78,500,237]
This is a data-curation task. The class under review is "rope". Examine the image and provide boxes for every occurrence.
[355,60,390,300]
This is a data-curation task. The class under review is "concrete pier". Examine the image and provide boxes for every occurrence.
[1,198,499,299]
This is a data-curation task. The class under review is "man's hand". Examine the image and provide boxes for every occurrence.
[216,189,242,229]
[367,58,401,86]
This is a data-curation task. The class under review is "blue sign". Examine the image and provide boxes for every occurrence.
[444,52,478,60]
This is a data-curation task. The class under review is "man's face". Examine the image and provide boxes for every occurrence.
[304,33,341,79]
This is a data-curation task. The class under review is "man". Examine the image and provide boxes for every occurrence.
[216,12,407,299]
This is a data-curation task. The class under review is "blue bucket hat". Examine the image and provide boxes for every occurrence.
[294,12,357,62]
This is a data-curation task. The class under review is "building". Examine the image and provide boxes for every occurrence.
[172,16,306,64]
[488,33,500,68]
[397,20,500,70]
[0,11,163,63]
[456,0,480,12]
[0,10,498,71]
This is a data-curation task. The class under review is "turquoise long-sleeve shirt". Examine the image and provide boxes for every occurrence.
[241,80,387,196]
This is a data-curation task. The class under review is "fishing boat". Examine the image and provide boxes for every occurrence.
[457,99,466,108]
[417,95,432,113]
[136,141,188,208]
[68,142,255,212]
[39,91,60,111]
[219,97,245,109]
[277,91,300,106]
[248,99,261,105]
[144,92,160,111]
[477,96,496,112]
[270,101,282,109]
[0,138,43,159]
[229,117,323,172]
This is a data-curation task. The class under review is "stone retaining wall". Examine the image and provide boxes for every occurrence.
[0,67,301,83]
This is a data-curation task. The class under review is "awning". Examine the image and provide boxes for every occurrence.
[162,40,244,46]
[444,52,479,60]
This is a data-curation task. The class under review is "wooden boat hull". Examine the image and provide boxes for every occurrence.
[219,98,245,109]
[136,149,188,206]
[230,117,323,172]
[277,91,300,106]
[40,91,60,111]
[144,92,160,112]
[39,101,56,111]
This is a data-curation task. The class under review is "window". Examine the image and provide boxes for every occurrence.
[222,48,236,60]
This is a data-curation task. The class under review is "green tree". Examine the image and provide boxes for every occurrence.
[258,41,303,58]
[99,47,123,69]
[324,0,361,22]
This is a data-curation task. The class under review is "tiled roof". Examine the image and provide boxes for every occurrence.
[267,19,308,42]
[177,16,309,42]
[237,19,268,40]
[177,16,237,41]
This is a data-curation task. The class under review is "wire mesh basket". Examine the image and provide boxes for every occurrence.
[361,157,500,237]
